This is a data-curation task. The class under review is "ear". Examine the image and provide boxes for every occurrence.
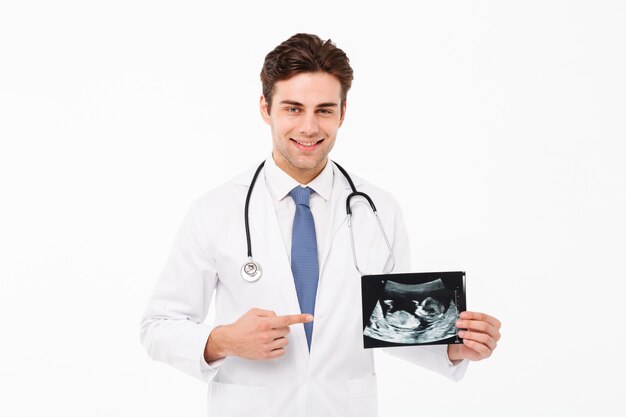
[382,299,393,308]
[259,95,271,125]
[338,100,347,127]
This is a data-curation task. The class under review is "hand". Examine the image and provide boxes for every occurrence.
[204,308,313,362]
[448,311,501,362]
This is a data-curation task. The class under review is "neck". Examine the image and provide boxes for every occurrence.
[272,154,327,185]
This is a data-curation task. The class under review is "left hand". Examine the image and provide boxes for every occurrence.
[448,311,501,362]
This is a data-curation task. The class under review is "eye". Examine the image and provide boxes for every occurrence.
[286,106,301,113]
[318,108,333,115]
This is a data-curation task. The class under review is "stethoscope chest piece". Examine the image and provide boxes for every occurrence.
[241,259,263,282]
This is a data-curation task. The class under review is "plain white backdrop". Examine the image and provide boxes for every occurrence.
[1,1,625,416]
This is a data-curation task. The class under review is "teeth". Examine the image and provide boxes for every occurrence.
[295,140,318,147]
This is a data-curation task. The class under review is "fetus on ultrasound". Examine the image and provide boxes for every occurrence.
[364,279,458,344]
[381,294,448,330]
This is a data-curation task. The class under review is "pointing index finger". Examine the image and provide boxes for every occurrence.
[273,314,314,328]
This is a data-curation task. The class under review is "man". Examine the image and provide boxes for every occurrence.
[140,33,501,416]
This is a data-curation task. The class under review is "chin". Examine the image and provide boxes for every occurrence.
[293,157,326,171]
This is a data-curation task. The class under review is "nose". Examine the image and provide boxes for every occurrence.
[298,111,319,136]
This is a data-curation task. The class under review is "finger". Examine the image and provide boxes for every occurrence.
[264,327,290,341]
[251,308,277,317]
[462,338,493,360]
[274,326,291,337]
[272,314,314,328]
[456,319,501,340]
[458,330,497,351]
[266,336,289,351]
[265,348,286,360]
[459,311,501,329]
[456,319,490,333]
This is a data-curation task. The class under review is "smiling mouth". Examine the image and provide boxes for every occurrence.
[291,139,324,147]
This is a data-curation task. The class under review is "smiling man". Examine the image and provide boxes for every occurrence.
[261,71,344,184]
[141,33,501,417]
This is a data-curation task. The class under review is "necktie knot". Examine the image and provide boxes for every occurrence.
[290,186,312,207]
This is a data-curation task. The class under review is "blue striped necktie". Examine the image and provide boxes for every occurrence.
[289,186,319,350]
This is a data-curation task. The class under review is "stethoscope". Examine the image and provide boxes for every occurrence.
[241,160,396,282]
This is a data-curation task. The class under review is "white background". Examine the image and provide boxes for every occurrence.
[1,1,625,416]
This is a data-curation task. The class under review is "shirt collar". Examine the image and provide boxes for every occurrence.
[265,154,333,202]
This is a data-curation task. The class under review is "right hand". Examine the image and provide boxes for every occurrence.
[204,308,313,362]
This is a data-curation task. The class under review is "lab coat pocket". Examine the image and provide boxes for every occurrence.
[207,381,269,417]
[347,374,379,417]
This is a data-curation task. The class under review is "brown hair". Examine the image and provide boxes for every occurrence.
[260,33,354,114]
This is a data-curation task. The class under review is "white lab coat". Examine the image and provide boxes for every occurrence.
[140,161,467,417]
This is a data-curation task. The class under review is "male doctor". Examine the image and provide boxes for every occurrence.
[140,33,501,417]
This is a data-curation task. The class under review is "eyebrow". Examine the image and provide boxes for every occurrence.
[279,100,338,108]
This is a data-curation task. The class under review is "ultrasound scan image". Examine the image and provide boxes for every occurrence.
[362,272,465,348]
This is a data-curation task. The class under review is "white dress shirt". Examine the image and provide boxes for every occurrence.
[263,154,333,267]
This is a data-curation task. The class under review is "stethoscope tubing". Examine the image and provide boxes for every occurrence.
[334,162,396,275]
[244,161,266,259]
[242,160,395,280]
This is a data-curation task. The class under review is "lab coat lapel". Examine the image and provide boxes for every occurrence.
[319,164,356,276]
[240,166,310,358]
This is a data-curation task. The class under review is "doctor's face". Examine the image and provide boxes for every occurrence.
[260,72,346,184]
